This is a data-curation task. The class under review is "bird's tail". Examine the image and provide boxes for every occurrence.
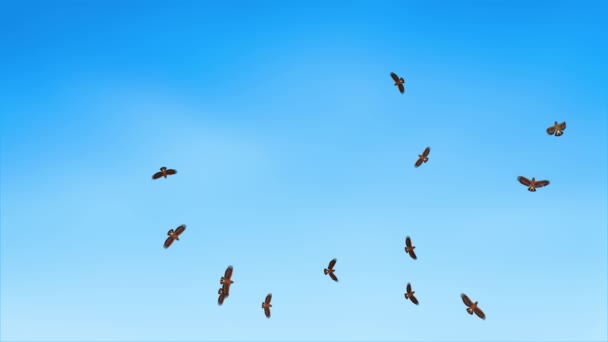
[467,308,473,314]
[261,303,265,308]
[404,293,409,299]
[324,269,329,275]
[220,277,224,284]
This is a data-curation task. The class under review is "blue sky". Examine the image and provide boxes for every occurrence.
[1,1,607,341]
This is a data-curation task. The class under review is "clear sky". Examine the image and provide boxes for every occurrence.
[1,1,607,341]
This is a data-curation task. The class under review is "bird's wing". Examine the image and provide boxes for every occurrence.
[329,273,339,282]
[422,147,431,157]
[546,125,556,135]
[152,172,163,179]
[218,292,225,305]
[409,250,417,260]
[559,122,566,130]
[265,293,272,304]
[398,84,405,93]
[474,307,486,320]
[535,180,550,188]
[163,236,174,248]
[166,169,177,175]
[264,307,271,318]
[407,283,412,293]
[225,265,234,279]
[175,224,186,236]
[390,72,399,82]
[517,176,531,186]
[410,295,419,305]
[414,158,424,167]
[328,258,337,269]
[461,293,473,307]
[406,236,412,247]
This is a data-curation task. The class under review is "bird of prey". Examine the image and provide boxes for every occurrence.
[390,72,405,94]
[461,293,486,320]
[152,166,177,180]
[405,236,417,260]
[324,258,339,282]
[217,287,226,305]
[163,224,186,249]
[262,293,272,318]
[220,265,234,297]
[517,176,550,192]
[414,147,431,167]
[404,283,419,305]
[546,121,566,137]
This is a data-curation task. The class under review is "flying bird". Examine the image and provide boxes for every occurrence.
[220,265,234,297]
[152,166,177,180]
[262,293,272,318]
[163,224,186,249]
[404,283,419,305]
[390,72,405,94]
[414,147,431,167]
[405,236,417,260]
[217,287,226,305]
[324,258,339,282]
[546,121,566,136]
[517,176,550,192]
[461,293,486,320]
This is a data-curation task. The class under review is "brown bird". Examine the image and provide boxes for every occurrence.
[163,224,186,249]
[262,293,272,318]
[152,166,177,180]
[324,258,339,282]
[217,287,226,305]
[546,121,566,137]
[390,72,405,94]
[414,147,431,167]
[404,283,419,305]
[220,265,234,297]
[517,176,550,192]
[405,236,417,260]
[461,293,486,320]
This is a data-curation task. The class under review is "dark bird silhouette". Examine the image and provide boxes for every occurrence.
[390,72,405,94]
[405,236,417,260]
[217,287,226,305]
[414,147,431,167]
[220,265,234,297]
[163,224,186,249]
[461,293,486,320]
[262,293,272,318]
[152,166,177,180]
[324,258,339,282]
[517,176,550,192]
[404,283,419,305]
[546,121,566,136]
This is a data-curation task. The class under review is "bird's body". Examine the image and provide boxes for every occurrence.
[404,283,419,305]
[517,176,550,192]
[390,72,405,94]
[262,293,272,318]
[546,121,566,137]
[163,224,186,249]
[405,236,417,260]
[220,266,234,297]
[152,166,177,180]
[414,147,431,168]
[324,258,339,282]
[461,293,486,320]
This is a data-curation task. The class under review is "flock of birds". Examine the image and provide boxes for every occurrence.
[151,71,567,321]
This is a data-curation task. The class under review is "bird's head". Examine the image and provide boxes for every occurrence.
[160,166,167,171]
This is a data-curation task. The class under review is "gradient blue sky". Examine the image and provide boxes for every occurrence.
[1,1,607,341]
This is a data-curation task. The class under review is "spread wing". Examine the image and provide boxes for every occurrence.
[329,273,339,282]
[546,125,556,135]
[328,258,337,269]
[218,290,225,305]
[264,306,271,318]
[461,293,473,307]
[265,293,272,304]
[152,171,163,179]
[408,249,417,260]
[406,236,412,248]
[398,83,405,93]
[407,283,412,293]
[517,176,531,186]
[165,169,177,175]
[474,307,486,320]
[222,282,231,297]
[410,294,419,305]
[174,224,186,236]
[559,122,566,130]
[422,147,431,157]
[535,180,550,188]
[390,72,400,82]
[163,236,174,249]
[414,157,424,167]
[225,265,234,280]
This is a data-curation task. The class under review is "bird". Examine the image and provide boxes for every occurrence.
[546,121,566,137]
[405,236,417,260]
[404,283,419,305]
[324,258,339,282]
[390,72,405,94]
[517,176,550,192]
[461,293,486,320]
[217,287,226,305]
[152,166,177,180]
[414,147,431,167]
[262,293,272,318]
[220,265,234,297]
[163,224,186,249]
